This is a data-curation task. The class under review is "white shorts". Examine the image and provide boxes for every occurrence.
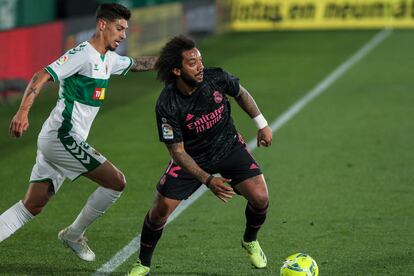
[30,136,107,192]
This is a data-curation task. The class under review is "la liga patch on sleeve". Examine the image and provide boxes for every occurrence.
[162,123,174,139]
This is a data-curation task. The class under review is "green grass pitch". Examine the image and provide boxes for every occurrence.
[0,30,413,275]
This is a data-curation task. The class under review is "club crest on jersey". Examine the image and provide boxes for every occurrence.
[213,91,223,103]
[93,88,105,100]
[162,123,174,139]
[56,55,69,66]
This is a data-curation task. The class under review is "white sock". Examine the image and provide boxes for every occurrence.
[0,200,34,242]
[64,187,122,240]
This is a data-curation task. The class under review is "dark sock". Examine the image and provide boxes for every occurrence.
[139,213,165,267]
[243,201,268,242]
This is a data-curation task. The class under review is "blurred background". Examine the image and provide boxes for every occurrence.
[1,0,414,102]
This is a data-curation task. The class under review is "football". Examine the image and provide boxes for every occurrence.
[280,253,319,276]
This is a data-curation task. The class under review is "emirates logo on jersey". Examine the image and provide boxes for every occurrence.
[213,91,223,103]
[93,88,105,100]
[187,104,224,133]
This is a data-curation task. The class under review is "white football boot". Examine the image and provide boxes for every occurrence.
[58,227,96,261]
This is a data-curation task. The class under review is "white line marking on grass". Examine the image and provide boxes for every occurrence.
[94,28,392,275]
[93,187,207,275]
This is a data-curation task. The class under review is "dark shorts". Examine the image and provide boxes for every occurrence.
[156,136,262,200]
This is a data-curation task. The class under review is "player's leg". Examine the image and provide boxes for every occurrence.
[236,174,269,242]
[0,147,63,242]
[127,192,181,276]
[217,139,269,268]
[0,181,53,242]
[58,160,125,261]
[45,136,124,261]
[236,175,269,269]
[128,161,201,276]
[141,192,181,265]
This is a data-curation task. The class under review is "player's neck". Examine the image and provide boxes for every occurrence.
[89,34,108,56]
[176,79,197,96]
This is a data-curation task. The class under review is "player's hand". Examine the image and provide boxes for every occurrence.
[207,176,235,203]
[257,126,272,147]
[9,110,29,138]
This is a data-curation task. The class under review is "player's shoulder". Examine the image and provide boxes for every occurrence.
[156,84,177,112]
[66,41,89,56]
[203,67,234,83]
[57,42,89,64]
[203,67,227,78]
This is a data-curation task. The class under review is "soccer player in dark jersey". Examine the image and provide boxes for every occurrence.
[127,35,272,276]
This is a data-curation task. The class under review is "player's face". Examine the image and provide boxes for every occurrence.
[179,48,204,87]
[102,19,128,51]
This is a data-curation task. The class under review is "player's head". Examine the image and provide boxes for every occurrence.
[155,35,204,87]
[95,3,131,51]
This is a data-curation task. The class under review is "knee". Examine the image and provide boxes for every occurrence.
[250,192,269,210]
[152,211,169,225]
[113,171,127,192]
[149,207,171,226]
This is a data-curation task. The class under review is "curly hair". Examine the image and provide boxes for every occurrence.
[96,3,131,22]
[155,35,196,84]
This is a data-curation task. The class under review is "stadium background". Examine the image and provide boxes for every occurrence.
[0,0,413,275]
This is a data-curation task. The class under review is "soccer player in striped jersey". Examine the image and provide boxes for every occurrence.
[0,3,157,262]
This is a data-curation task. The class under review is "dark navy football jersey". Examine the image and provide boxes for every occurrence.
[156,67,240,169]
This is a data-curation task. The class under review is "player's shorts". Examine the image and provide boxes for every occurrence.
[156,135,262,200]
[30,135,106,193]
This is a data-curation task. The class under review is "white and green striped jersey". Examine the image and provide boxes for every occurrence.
[40,41,133,140]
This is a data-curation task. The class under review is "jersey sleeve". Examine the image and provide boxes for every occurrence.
[110,52,133,76]
[219,69,240,97]
[156,101,183,144]
[44,50,85,82]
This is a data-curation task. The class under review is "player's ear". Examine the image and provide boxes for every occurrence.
[172,68,181,77]
[97,19,106,31]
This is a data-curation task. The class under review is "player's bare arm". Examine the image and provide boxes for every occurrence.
[130,56,158,72]
[235,85,262,118]
[9,70,52,138]
[235,85,272,147]
[166,142,235,202]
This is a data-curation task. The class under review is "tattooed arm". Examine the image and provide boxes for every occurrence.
[166,142,235,202]
[130,56,158,72]
[9,70,51,137]
[234,85,261,118]
[234,84,273,147]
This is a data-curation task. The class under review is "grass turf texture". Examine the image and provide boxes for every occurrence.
[0,30,413,275]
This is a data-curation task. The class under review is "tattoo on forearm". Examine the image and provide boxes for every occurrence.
[27,75,39,95]
[167,143,208,182]
[235,86,261,118]
[131,56,158,72]
[28,87,38,95]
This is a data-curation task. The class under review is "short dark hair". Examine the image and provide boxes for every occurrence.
[155,35,196,84]
[96,3,131,22]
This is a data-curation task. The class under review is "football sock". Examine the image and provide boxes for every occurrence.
[0,201,34,242]
[64,187,122,240]
[139,213,165,267]
[243,201,268,242]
